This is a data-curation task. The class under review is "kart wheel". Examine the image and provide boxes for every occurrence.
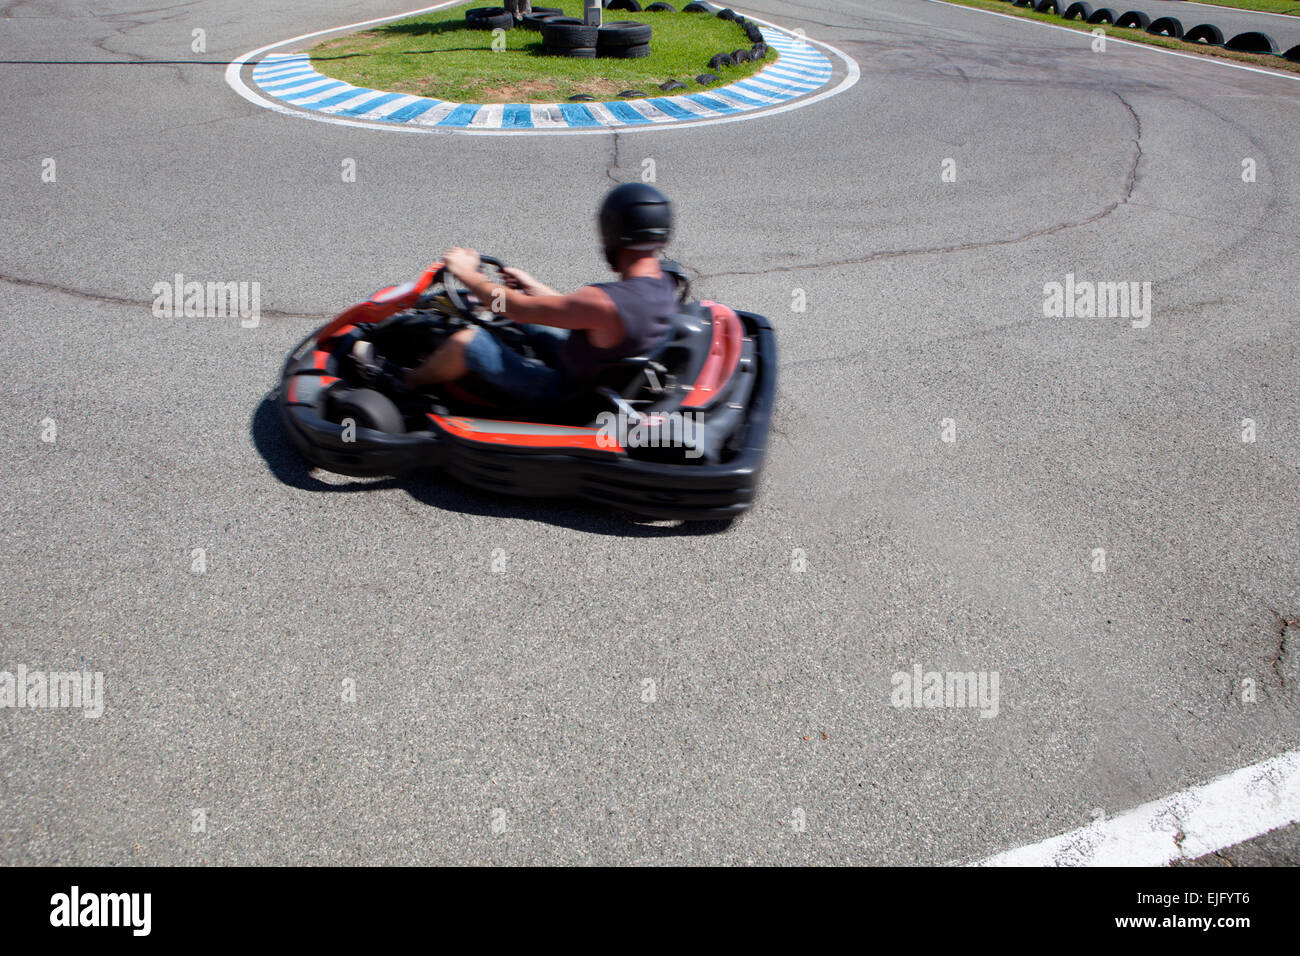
[328,387,405,435]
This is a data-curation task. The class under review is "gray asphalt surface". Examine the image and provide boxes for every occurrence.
[0,0,1297,865]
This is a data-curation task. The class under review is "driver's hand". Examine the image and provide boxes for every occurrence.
[500,266,541,295]
[443,247,480,282]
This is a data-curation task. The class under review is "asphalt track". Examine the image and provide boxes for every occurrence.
[1,0,1297,865]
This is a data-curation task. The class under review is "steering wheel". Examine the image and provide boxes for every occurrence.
[438,254,514,329]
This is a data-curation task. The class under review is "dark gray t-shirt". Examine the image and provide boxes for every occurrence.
[560,273,676,380]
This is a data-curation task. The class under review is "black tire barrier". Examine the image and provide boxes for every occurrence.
[1034,0,1063,13]
[543,19,600,49]
[1114,10,1150,29]
[1225,31,1278,54]
[1062,3,1092,22]
[730,48,751,62]
[743,22,764,43]
[751,41,768,58]
[467,8,514,30]
[660,79,687,91]
[597,20,653,47]
[683,2,715,10]
[531,6,563,13]
[521,12,564,30]
[708,52,735,69]
[1146,17,1183,39]
[619,89,649,97]
[1285,44,1300,62]
[695,72,719,83]
[717,8,737,20]
[1086,8,1115,24]
[557,47,598,57]
[606,0,643,10]
[1013,0,1035,8]
[1183,23,1225,45]
[608,42,651,58]
[569,93,595,101]
[645,2,677,10]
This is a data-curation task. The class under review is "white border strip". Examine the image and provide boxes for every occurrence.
[976,748,1300,866]
[225,2,861,135]
[924,0,1300,84]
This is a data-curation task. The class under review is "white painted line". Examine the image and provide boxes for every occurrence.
[924,0,1300,84]
[225,2,860,135]
[975,748,1300,866]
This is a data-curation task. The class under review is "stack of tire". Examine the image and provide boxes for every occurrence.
[464,6,515,29]
[543,16,653,59]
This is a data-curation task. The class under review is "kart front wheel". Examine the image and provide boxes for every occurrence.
[327,387,405,435]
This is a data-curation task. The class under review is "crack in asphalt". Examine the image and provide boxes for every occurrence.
[0,271,327,321]
[1267,608,1293,687]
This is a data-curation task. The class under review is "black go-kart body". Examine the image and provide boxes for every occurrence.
[277,257,776,521]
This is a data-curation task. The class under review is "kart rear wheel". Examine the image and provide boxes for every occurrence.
[328,387,405,435]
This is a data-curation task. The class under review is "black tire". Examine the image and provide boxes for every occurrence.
[553,45,598,57]
[522,12,564,30]
[607,0,643,9]
[683,2,715,11]
[618,89,649,97]
[707,51,734,69]
[645,2,677,10]
[1183,23,1224,45]
[750,41,768,58]
[1285,43,1300,62]
[1013,0,1035,7]
[543,20,600,48]
[1114,10,1150,29]
[731,48,751,62]
[659,78,687,91]
[695,72,718,84]
[606,41,651,58]
[1146,16,1183,39]
[717,7,736,20]
[1086,7,1115,24]
[467,8,514,30]
[1034,0,1062,14]
[530,6,563,14]
[597,20,653,47]
[569,93,596,101]
[328,387,404,435]
[743,22,763,42]
[1225,30,1278,53]
[1062,2,1092,21]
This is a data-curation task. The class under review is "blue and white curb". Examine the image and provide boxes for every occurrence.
[227,2,860,136]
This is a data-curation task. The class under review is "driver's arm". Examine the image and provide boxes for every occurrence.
[458,270,620,337]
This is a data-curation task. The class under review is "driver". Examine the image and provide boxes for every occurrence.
[370,183,678,404]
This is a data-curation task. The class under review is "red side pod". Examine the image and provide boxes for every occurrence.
[682,301,743,408]
[427,414,624,453]
[314,262,442,346]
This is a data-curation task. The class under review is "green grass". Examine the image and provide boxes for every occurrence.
[946,0,1300,71]
[305,2,770,103]
[1189,0,1300,15]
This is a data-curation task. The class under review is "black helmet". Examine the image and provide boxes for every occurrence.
[598,183,673,266]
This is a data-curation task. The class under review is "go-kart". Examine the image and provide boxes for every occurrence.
[277,255,777,521]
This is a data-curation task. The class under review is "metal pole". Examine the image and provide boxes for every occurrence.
[584,0,602,27]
